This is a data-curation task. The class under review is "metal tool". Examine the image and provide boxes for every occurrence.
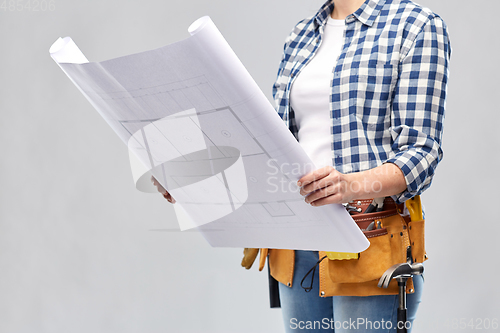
[378,247,424,333]
[363,221,375,231]
[364,197,385,213]
[343,203,362,213]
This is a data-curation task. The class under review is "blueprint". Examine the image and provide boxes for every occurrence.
[49,16,369,252]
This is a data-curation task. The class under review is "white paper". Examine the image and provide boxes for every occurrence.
[49,16,370,252]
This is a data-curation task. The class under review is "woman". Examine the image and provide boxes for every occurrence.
[155,0,450,331]
[265,0,450,332]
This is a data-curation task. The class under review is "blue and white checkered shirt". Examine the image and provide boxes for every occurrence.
[272,0,451,203]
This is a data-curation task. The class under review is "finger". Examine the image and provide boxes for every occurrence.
[305,184,342,206]
[157,185,167,195]
[304,184,336,204]
[300,176,337,196]
[153,180,167,194]
[164,193,176,204]
[297,166,333,187]
[308,193,343,207]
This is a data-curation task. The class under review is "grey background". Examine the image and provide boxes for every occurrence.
[1,0,499,332]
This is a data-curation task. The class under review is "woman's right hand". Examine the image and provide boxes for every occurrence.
[151,176,176,204]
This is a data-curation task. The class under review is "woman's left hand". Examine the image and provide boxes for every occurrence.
[297,163,407,207]
[298,166,354,206]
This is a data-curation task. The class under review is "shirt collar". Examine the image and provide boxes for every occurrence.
[353,0,385,26]
[314,0,385,27]
[313,0,335,26]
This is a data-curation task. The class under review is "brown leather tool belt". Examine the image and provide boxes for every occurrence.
[347,197,404,215]
[325,197,426,288]
[347,197,409,232]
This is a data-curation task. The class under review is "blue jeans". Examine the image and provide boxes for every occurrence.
[279,250,424,333]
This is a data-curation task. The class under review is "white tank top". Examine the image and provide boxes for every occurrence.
[290,16,345,169]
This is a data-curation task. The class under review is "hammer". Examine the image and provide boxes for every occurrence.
[378,247,424,333]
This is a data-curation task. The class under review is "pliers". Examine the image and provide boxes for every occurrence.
[364,197,385,213]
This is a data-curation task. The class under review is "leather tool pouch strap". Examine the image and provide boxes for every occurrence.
[408,219,427,263]
[327,210,427,284]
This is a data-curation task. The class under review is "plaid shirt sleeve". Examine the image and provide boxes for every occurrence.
[386,15,451,202]
[271,19,310,139]
[271,32,293,124]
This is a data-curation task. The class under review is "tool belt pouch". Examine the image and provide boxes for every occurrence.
[327,211,426,284]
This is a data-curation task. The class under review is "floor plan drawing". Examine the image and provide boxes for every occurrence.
[49,16,369,252]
